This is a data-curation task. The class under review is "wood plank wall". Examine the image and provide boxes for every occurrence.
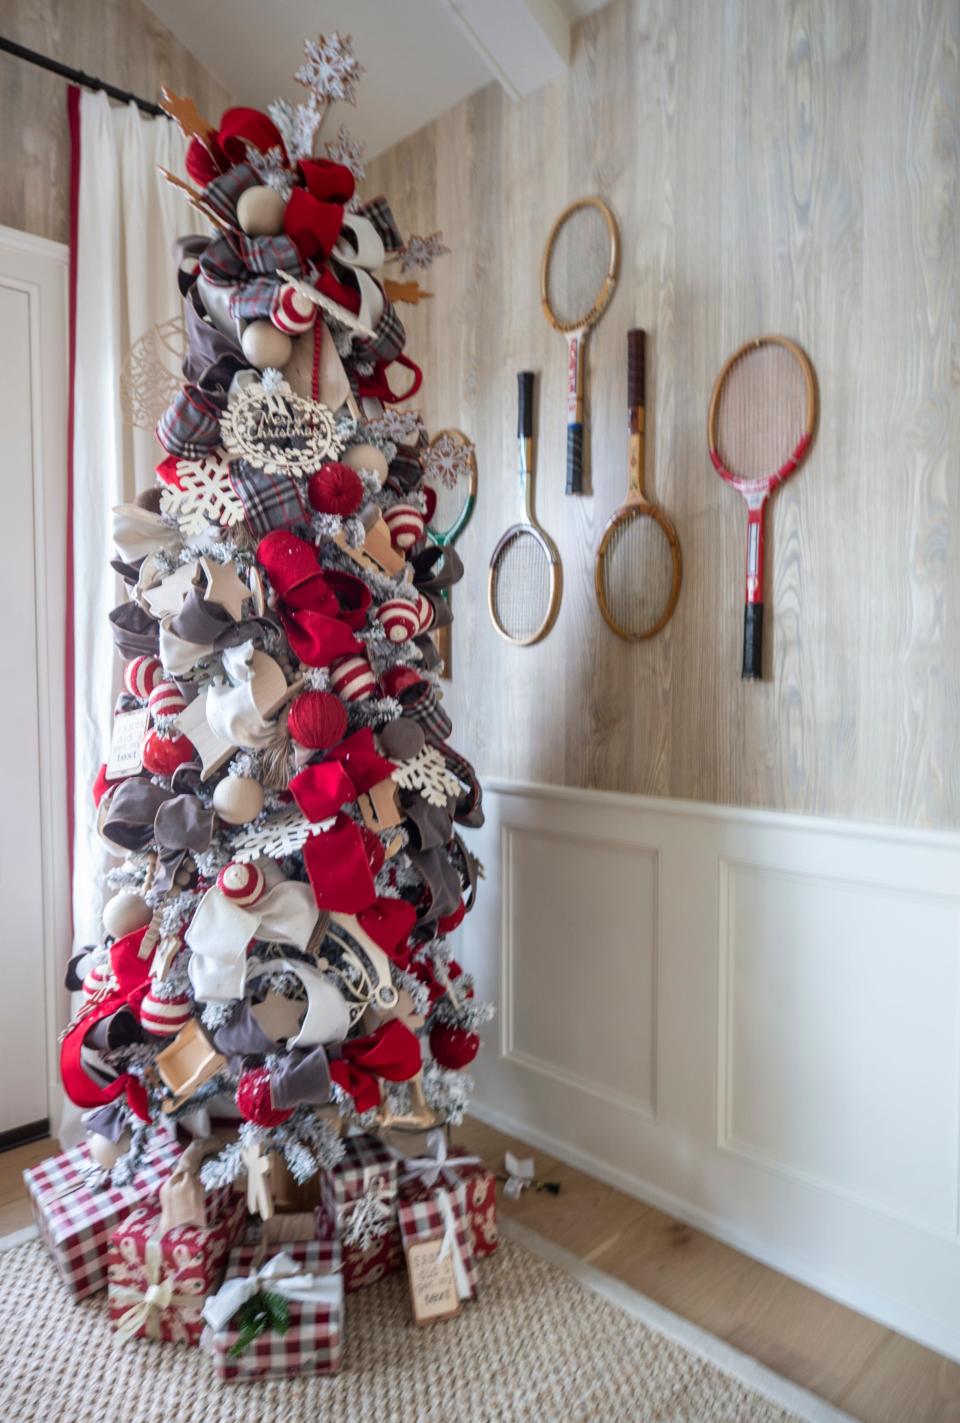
[0,0,231,245]
[367,0,960,830]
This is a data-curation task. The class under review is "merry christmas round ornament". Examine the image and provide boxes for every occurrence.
[236,1065,293,1127]
[429,1023,480,1069]
[220,376,343,477]
[212,774,265,825]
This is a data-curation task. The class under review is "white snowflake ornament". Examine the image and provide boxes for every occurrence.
[423,429,476,491]
[296,32,364,107]
[267,98,323,164]
[392,745,460,808]
[325,124,366,188]
[398,232,450,273]
[159,453,244,536]
[230,808,334,863]
[366,408,425,445]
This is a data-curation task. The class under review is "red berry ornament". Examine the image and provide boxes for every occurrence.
[429,1023,480,1070]
[236,1066,292,1127]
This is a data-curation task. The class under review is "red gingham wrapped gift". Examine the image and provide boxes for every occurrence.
[203,1239,343,1383]
[338,1223,404,1294]
[24,1137,182,1301]
[398,1133,498,1260]
[315,1134,401,1293]
[397,1180,478,1302]
[107,1190,246,1345]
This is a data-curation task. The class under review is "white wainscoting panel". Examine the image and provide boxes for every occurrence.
[458,780,960,1360]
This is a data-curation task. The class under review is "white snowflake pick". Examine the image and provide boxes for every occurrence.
[267,98,323,164]
[423,429,476,491]
[296,33,364,108]
[159,453,244,537]
[398,232,450,273]
[242,141,294,200]
[393,745,460,808]
[325,124,366,187]
[230,808,334,863]
[366,408,425,445]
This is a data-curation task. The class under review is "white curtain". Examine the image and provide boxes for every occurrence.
[71,91,191,945]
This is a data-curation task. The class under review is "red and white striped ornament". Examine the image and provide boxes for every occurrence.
[329,654,376,702]
[270,283,317,336]
[147,682,187,721]
[82,961,112,1002]
[140,989,192,1038]
[217,861,266,906]
[376,598,420,644]
[123,655,163,701]
[413,590,435,633]
[383,503,425,552]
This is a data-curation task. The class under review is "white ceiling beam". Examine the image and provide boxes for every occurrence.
[444,0,571,102]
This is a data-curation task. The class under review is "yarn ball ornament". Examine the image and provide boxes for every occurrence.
[212,775,265,825]
[329,654,376,702]
[147,682,187,720]
[384,503,425,552]
[429,1023,480,1070]
[287,690,348,750]
[142,732,195,776]
[140,989,192,1038]
[236,1066,292,1127]
[376,598,420,644]
[307,462,364,517]
[217,861,266,905]
[123,655,163,701]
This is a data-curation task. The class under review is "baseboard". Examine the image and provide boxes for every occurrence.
[471,1100,960,1364]
[0,1119,49,1153]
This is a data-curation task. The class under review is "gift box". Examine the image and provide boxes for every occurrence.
[398,1137,498,1261]
[339,1223,404,1294]
[107,1190,246,1345]
[315,1133,401,1293]
[24,1137,182,1301]
[203,1239,343,1383]
[398,1179,478,1314]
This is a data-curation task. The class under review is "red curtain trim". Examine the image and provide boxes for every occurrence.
[66,85,80,909]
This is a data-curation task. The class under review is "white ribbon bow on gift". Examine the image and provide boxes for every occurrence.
[434,1188,472,1302]
[398,1129,481,1192]
[113,1238,201,1342]
[503,1151,536,1200]
[202,1251,343,1334]
[186,878,318,1002]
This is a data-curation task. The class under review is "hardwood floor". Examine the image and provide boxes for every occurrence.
[3,1120,958,1422]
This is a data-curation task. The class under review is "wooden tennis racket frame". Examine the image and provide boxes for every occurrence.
[540,196,620,496]
[707,334,818,679]
[595,328,682,641]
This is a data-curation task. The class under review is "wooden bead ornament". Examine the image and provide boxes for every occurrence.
[212,774,265,825]
[376,598,420,643]
[236,184,287,237]
[140,988,192,1038]
[241,319,293,371]
[102,891,153,939]
[216,860,266,905]
[123,655,163,701]
[329,654,376,702]
[147,682,188,720]
[271,283,317,336]
[343,442,389,486]
[287,690,348,750]
[142,731,195,776]
[384,503,425,552]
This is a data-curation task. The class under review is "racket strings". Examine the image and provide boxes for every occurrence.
[490,532,552,642]
[426,475,469,538]
[544,205,614,329]
[715,345,808,481]
[600,512,677,638]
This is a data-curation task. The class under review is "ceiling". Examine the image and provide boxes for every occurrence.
[143,0,610,158]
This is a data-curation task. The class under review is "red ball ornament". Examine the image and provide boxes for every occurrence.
[307,462,365,517]
[142,731,195,776]
[429,1023,480,1070]
[287,690,348,750]
[236,1066,292,1127]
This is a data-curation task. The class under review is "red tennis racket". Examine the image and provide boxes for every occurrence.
[707,336,817,679]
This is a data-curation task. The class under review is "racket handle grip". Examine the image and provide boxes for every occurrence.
[566,423,584,494]
[627,328,646,408]
[742,603,763,680]
[517,371,534,438]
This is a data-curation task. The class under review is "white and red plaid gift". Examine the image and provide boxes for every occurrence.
[398,1180,478,1303]
[397,1131,498,1260]
[107,1190,246,1345]
[24,1138,182,1301]
[316,1133,399,1242]
[203,1239,343,1383]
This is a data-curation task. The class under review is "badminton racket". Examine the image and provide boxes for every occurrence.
[422,428,478,678]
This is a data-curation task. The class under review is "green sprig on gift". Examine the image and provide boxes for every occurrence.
[228,1290,291,1356]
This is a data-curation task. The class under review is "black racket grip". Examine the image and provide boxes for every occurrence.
[742,603,763,680]
[627,328,646,408]
[566,423,584,494]
[518,371,534,437]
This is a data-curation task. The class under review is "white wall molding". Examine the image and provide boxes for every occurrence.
[459,778,960,1361]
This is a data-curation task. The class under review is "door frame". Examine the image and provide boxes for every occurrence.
[0,224,70,1139]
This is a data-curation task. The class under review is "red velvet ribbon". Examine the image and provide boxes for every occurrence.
[357,899,417,966]
[329,1020,422,1112]
[302,814,379,913]
[59,927,155,1122]
[356,352,424,405]
[283,160,355,265]
[257,532,366,667]
[186,107,287,187]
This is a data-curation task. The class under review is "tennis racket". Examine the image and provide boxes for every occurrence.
[422,428,478,678]
[595,329,681,641]
[488,372,562,646]
[540,196,619,495]
[708,335,817,679]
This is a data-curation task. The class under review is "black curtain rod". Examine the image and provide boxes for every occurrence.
[0,35,170,119]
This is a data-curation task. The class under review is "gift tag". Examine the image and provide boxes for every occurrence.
[405,1231,461,1325]
[106,707,150,780]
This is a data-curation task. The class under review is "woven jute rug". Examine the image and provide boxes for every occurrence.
[0,1220,854,1423]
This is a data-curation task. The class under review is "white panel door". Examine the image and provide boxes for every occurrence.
[0,227,69,1136]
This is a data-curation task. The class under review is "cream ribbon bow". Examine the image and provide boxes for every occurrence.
[202,1251,343,1334]
[186,877,318,1002]
[398,1129,480,1192]
[503,1150,536,1200]
[113,1239,200,1341]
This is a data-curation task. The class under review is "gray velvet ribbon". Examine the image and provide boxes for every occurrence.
[270,1047,332,1109]
[411,544,464,595]
[109,601,160,658]
[83,1100,130,1142]
[101,781,213,892]
[181,279,247,396]
[402,793,454,852]
[167,587,276,654]
[210,1003,278,1058]
[409,845,463,926]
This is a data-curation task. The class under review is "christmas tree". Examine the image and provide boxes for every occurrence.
[63,33,490,1203]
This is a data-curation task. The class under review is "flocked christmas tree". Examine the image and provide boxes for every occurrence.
[63,33,491,1206]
